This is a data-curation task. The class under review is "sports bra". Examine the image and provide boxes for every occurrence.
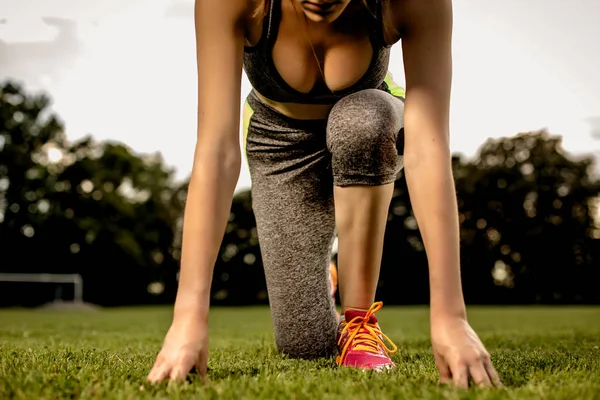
[243,0,392,104]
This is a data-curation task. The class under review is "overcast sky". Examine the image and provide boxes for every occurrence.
[1,0,599,191]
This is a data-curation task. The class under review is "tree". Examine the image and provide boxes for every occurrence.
[210,189,267,305]
[0,81,181,306]
[455,130,600,304]
[377,130,600,305]
[0,80,69,276]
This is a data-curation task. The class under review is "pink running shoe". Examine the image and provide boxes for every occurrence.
[336,302,397,370]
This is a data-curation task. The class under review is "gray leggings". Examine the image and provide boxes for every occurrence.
[244,88,405,359]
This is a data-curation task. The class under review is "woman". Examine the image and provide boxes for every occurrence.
[148,0,501,388]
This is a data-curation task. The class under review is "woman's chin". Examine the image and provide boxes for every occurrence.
[302,8,342,24]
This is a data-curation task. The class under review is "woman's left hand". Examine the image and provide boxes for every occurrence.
[430,316,502,389]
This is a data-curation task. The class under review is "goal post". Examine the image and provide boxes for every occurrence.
[0,273,83,303]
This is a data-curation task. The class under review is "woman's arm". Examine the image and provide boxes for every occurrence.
[147,0,250,383]
[400,0,464,319]
[397,0,501,388]
[175,0,249,318]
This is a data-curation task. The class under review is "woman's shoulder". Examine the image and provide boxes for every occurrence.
[384,0,452,42]
[196,0,260,25]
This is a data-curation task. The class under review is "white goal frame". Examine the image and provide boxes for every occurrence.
[0,273,83,303]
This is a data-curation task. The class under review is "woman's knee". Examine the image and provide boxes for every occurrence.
[271,297,339,359]
[326,89,404,186]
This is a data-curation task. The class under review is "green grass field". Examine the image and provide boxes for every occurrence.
[1,306,599,399]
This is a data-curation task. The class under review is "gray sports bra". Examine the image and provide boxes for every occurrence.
[243,0,392,104]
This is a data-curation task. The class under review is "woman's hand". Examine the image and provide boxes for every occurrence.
[147,313,209,383]
[431,316,501,388]
[145,0,250,385]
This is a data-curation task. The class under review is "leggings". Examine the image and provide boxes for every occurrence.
[243,85,405,359]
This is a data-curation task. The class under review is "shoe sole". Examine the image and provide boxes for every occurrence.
[340,363,396,372]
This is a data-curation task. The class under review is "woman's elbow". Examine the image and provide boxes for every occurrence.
[192,133,241,177]
[403,133,451,170]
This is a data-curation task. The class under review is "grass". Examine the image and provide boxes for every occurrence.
[1,305,599,399]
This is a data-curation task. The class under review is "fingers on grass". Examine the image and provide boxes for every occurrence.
[169,353,197,381]
[434,354,452,384]
[468,364,492,388]
[147,363,172,384]
[467,351,494,387]
[169,365,190,381]
[195,361,208,379]
[451,362,469,389]
[484,356,503,387]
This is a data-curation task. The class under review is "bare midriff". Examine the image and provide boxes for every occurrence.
[253,90,335,120]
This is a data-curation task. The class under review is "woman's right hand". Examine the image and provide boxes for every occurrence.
[147,312,209,383]
[146,0,250,383]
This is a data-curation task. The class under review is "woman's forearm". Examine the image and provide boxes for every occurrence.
[404,144,466,320]
[174,144,241,320]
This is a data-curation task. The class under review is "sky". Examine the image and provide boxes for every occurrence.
[1,0,600,192]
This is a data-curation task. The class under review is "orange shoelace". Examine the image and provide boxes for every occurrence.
[336,302,398,366]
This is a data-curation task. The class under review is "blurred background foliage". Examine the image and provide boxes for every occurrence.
[1,81,599,307]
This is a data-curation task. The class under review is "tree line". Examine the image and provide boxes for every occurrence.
[1,80,599,307]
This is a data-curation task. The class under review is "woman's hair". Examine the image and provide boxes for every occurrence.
[251,0,397,41]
